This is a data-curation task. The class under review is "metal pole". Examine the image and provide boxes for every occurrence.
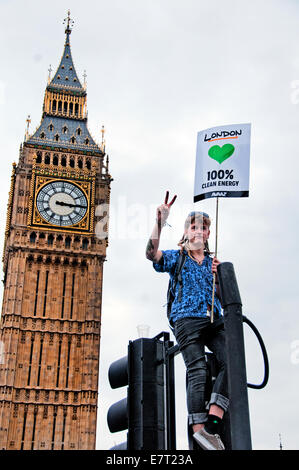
[165,339,176,450]
[211,197,219,323]
[217,262,252,450]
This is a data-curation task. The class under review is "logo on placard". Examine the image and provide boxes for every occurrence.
[211,192,227,197]
[208,144,235,164]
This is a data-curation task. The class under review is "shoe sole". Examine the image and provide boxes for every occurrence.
[193,433,218,451]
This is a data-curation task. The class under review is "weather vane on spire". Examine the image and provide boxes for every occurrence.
[63,10,74,34]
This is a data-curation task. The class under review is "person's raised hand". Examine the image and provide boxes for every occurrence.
[156,191,177,227]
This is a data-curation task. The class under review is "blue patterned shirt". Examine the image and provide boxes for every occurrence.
[153,249,222,325]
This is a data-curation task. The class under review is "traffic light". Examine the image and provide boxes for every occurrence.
[107,355,129,440]
[107,333,175,450]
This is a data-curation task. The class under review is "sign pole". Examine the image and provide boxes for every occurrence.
[210,197,219,323]
[194,123,251,322]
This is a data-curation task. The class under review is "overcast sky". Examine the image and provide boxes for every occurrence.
[1,0,299,450]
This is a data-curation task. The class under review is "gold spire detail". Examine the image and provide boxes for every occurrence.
[100,125,106,153]
[25,115,31,141]
[47,64,52,84]
[83,70,87,90]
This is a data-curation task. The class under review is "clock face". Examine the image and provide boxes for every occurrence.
[36,180,88,227]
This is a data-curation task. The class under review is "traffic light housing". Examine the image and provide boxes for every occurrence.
[107,333,175,450]
[107,356,129,434]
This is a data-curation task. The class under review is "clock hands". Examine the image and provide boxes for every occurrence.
[55,200,87,209]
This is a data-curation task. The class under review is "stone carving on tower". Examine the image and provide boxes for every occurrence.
[0,12,112,450]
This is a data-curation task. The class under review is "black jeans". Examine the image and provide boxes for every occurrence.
[174,316,229,425]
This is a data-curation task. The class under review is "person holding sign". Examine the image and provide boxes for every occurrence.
[146,192,229,451]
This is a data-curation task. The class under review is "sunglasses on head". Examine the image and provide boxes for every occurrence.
[188,211,210,219]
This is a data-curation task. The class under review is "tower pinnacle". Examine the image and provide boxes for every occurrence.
[63,9,74,36]
[26,15,103,155]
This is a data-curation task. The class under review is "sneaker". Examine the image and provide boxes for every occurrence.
[193,427,225,450]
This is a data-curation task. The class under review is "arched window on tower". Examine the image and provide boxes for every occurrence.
[82,238,89,250]
[70,158,75,168]
[30,232,37,244]
[58,101,62,112]
[65,236,71,248]
[36,152,42,164]
[78,159,83,169]
[56,235,63,247]
[53,155,58,166]
[61,156,66,167]
[48,234,54,246]
[52,100,57,112]
[64,102,68,114]
[45,154,50,164]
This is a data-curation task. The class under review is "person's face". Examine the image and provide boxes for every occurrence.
[185,218,210,250]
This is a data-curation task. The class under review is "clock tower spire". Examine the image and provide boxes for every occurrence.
[0,13,112,450]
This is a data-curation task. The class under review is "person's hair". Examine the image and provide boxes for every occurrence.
[178,211,212,254]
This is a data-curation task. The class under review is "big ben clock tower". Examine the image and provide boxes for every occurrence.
[0,13,112,450]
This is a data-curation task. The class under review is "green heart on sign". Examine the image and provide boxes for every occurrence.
[208,144,235,164]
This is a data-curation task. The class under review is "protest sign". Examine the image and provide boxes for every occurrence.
[194,123,251,202]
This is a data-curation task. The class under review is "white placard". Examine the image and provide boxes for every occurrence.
[194,123,251,202]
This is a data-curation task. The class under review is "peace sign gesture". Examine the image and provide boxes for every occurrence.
[156,191,177,227]
[164,190,177,207]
